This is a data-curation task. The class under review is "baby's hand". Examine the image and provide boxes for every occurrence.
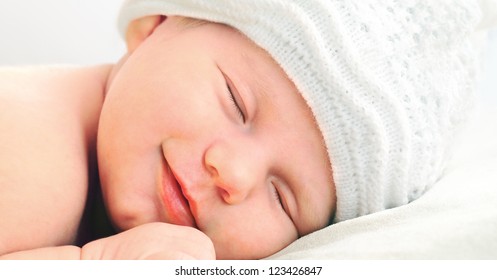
[81,222,216,260]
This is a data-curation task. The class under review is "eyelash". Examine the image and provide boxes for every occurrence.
[272,183,285,211]
[226,81,246,123]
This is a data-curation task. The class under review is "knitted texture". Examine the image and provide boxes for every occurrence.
[117,0,482,222]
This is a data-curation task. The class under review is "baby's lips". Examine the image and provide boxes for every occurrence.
[160,158,197,228]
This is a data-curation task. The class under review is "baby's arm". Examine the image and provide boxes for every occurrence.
[1,223,216,260]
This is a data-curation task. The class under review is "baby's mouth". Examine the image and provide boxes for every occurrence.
[159,158,197,228]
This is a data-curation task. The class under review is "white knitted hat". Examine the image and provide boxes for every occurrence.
[117,0,481,222]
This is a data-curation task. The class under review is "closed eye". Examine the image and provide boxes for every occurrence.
[272,180,299,236]
[223,73,246,123]
[271,182,288,216]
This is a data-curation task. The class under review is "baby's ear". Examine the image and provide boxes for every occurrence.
[125,15,165,53]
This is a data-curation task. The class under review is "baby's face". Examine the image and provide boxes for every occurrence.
[98,17,335,259]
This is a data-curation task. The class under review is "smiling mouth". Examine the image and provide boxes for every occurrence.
[159,158,197,228]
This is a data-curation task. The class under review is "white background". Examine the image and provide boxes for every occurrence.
[0,0,126,66]
[478,29,497,105]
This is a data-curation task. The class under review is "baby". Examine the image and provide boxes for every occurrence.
[0,0,481,259]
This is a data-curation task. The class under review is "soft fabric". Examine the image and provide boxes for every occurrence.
[117,0,482,222]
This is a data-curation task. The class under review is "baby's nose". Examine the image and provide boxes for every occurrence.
[204,139,267,204]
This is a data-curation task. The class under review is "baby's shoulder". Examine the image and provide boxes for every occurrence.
[0,64,110,135]
[0,65,110,254]
[0,64,109,112]
[0,65,108,166]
